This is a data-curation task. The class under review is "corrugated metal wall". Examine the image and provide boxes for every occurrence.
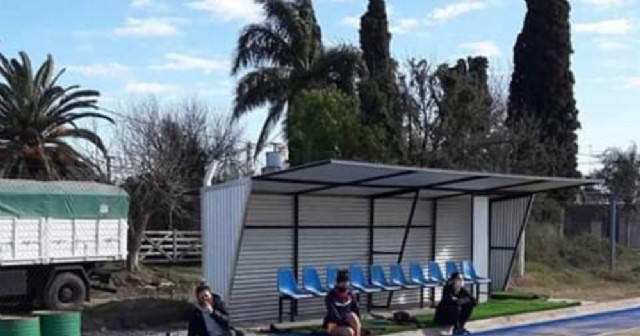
[371,198,432,307]
[434,197,472,300]
[489,196,532,290]
[228,193,478,323]
[202,179,252,301]
[296,197,370,317]
[435,197,472,266]
[228,194,294,322]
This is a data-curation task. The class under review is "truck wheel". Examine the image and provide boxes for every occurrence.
[43,272,86,310]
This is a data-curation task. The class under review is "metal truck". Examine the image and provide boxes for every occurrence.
[0,179,128,310]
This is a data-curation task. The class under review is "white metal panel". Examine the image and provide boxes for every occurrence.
[98,219,122,256]
[0,218,13,261]
[372,199,433,307]
[202,178,252,301]
[297,228,369,317]
[245,194,293,227]
[473,197,489,278]
[435,197,472,266]
[296,196,369,316]
[49,219,73,259]
[229,228,293,323]
[489,197,532,289]
[15,218,42,261]
[374,199,431,227]
[299,196,367,227]
[74,219,98,257]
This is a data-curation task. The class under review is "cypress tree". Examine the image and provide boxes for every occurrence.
[507,0,580,178]
[359,0,402,160]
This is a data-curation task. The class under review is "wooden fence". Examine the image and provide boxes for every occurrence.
[139,230,201,264]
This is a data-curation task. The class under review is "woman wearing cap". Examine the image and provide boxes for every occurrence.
[434,272,476,335]
[324,270,361,336]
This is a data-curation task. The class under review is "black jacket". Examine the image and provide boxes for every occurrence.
[324,288,360,327]
[188,294,231,336]
[434,284,476,325]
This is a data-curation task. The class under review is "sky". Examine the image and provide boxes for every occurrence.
[1,0,639,174]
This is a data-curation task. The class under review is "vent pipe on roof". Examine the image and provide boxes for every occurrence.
[262,143,285,174]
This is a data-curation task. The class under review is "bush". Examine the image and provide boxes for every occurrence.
[527,213,640,282]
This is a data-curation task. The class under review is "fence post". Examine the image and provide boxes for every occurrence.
[172,228,178,264]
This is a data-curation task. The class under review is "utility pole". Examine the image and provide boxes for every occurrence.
[610,193,618,271]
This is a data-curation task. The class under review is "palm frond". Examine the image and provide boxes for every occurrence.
[232,23,293,74]
[232,67,290,120]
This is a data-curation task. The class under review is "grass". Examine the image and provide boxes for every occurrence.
[511,262,640,302]
[277,296,578,336]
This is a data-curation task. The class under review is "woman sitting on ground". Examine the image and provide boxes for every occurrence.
[188,283,244,336]
[324,270,361,336]
[434,272,476,336]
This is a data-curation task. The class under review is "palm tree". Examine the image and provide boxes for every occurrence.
[0,51,114,180]
[231,0,363,154]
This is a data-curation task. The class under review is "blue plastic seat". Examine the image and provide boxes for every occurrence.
[349,264,381,294]
[428,261,446,284]
[277,268,312,323]
[303,267,329,296]
[409,262,439,288]
[446,261,460,279]
[278,268,312,299]
[371,264,402,291]
[390,264,420,289]
[462,261,491,284]
[326,266,338,289]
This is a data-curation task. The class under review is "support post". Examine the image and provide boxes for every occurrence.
[368,198,374,313]
[293,195,299,319]
[172,228,178,264]
[610,193,618,271]
[518,233,525,278]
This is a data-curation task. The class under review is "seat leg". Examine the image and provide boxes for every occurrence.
[290,299,295,322]
[278,297,283,323]
[430,287,436,308]
[420,288,424,309]
[367,293,372,313]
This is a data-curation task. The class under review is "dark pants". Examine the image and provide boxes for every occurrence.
[434,302,474,330]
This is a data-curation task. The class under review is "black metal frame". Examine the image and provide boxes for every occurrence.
[245,161,600,321]
[382,191,420,308]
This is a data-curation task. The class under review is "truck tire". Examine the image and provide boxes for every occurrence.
[43,272,86,311]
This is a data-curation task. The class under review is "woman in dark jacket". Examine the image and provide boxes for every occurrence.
[188,284,244,336]
[324,270,361,336]
[434,272,476,336]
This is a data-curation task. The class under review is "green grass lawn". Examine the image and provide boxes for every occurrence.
[278,295,579,336]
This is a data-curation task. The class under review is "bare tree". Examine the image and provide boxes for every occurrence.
[117,98,250,271]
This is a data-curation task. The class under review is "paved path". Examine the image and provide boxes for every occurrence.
[475,307,640,336]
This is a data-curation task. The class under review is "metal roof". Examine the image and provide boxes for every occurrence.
[251,159,602,199]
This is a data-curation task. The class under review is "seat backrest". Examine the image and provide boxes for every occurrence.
[462,261,478,279]
[349,264,368,287]
[303,267,323,291]
[326,266,338,289]
[371,264,387,285]
[278,268,298,293]
[428,261,445,282]
[390,264,408,284]
[446,261,459,278]
[410,262,426,283]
